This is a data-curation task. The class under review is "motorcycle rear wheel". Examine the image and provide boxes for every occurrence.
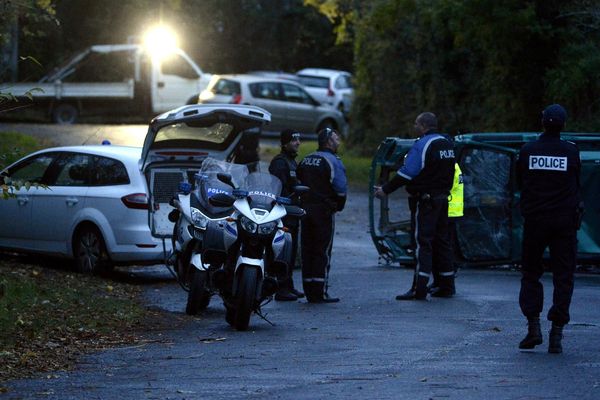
[233,267,259,331]
[186,269,211,315]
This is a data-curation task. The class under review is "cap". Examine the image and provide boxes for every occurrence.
[542,104,567,126]
[280,129,300,145]
[318,127,337,147]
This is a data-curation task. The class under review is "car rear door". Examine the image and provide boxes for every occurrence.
[281,83,318,133]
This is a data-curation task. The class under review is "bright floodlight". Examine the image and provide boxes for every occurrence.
[143,26,178,59]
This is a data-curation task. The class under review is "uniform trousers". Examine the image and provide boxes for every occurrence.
[411,196,454,289]
[301,203,335,300]
[519,213,577,326]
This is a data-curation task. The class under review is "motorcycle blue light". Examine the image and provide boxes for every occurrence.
[276,196,291,205]
[178,182,192,194]
[233,189,249,198]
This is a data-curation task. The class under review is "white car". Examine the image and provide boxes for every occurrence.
[0,145,166,273]
[296,68,353,118]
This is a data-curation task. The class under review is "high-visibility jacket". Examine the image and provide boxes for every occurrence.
[448,163,464,217]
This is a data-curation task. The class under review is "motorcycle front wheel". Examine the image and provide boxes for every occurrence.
[233,267,259,331]
[186,269,211,315]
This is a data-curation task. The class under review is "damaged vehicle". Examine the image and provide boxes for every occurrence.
[369,132,600,268]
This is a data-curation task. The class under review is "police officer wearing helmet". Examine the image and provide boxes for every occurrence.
[517,104,582,354]
[269,129,305,301]
[297,128,347,303]
[374,112,455,300]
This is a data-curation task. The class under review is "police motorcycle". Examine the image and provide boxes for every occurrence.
[139,104,273,317]
[209,171,307,331]
[169,158,249,315]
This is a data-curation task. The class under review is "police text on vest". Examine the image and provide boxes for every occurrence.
[529,156,567,171]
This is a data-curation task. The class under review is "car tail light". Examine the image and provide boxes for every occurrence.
[327,87,335,97]
[230,94,242,104]
[121,193,149,210]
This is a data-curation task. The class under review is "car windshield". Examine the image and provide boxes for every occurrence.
[241,172,282,211]
[297,75,329,89]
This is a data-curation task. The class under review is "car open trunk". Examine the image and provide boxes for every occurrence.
[369,132,600,268]
[140,104,271,239]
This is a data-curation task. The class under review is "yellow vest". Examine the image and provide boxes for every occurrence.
[448,163,464,217]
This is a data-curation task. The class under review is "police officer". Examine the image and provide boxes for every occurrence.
[430,162,463,296]
[297,128,347,303]
[517,104,582,354]
[374,112,455,300]
[269,129,305,301]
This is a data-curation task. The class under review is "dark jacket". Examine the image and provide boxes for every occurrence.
[383,131,455,197]
[297,148,347,212]
[517,133,581,218]
[269,151,298,198]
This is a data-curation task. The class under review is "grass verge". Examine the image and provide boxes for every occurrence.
[0,258,172,384]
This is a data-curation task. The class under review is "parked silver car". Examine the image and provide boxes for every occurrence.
[0,145,167,273]
[198,74,347,136]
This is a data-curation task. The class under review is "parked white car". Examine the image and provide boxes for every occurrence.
[198,74,347,136]
[296,68,353,118]
[0,145,167,273]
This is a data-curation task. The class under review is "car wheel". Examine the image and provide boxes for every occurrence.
[52,103,79,124]
[73,225,111,274]
[317,119,337,133]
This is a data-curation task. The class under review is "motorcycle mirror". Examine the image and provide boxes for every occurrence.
[285,205,306,218]
[217,173,234,187]
[292,185,310,195]
[209,192,236,208]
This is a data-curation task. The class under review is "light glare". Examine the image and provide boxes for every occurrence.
[143,25,178,59]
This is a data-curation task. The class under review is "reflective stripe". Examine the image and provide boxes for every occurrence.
[303,278,325,282]
[439,271,455,277]
[418,271,430,278]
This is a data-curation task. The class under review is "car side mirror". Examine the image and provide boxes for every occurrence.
[209,192,236,208]
[217,173,234,187]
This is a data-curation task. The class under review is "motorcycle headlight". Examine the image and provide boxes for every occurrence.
[240,215,257,233]
[190,207,208,229]
[258,221,277,235]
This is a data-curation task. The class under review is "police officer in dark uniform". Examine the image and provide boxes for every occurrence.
[269,129,305,301]
[517,104,582,354]
[374,112,456,300]
[297,128,347,303]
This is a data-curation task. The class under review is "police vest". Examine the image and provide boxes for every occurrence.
[448,163,464,218]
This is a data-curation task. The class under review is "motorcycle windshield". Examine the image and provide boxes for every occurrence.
[193,158,250,216]
[242,172,283,211]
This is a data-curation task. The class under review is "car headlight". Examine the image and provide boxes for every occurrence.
[190,207,209,229]
[240,215,257,233]
[258,221,277,235]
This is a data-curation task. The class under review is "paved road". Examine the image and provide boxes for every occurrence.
[3,188,600,399]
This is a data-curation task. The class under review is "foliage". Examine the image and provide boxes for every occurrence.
[341,0,600,153]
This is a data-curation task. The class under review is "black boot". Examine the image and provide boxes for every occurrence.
[431,276,455,298]
[396,275,428,301]
[519,316,543,349]
[548,323,564,354]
